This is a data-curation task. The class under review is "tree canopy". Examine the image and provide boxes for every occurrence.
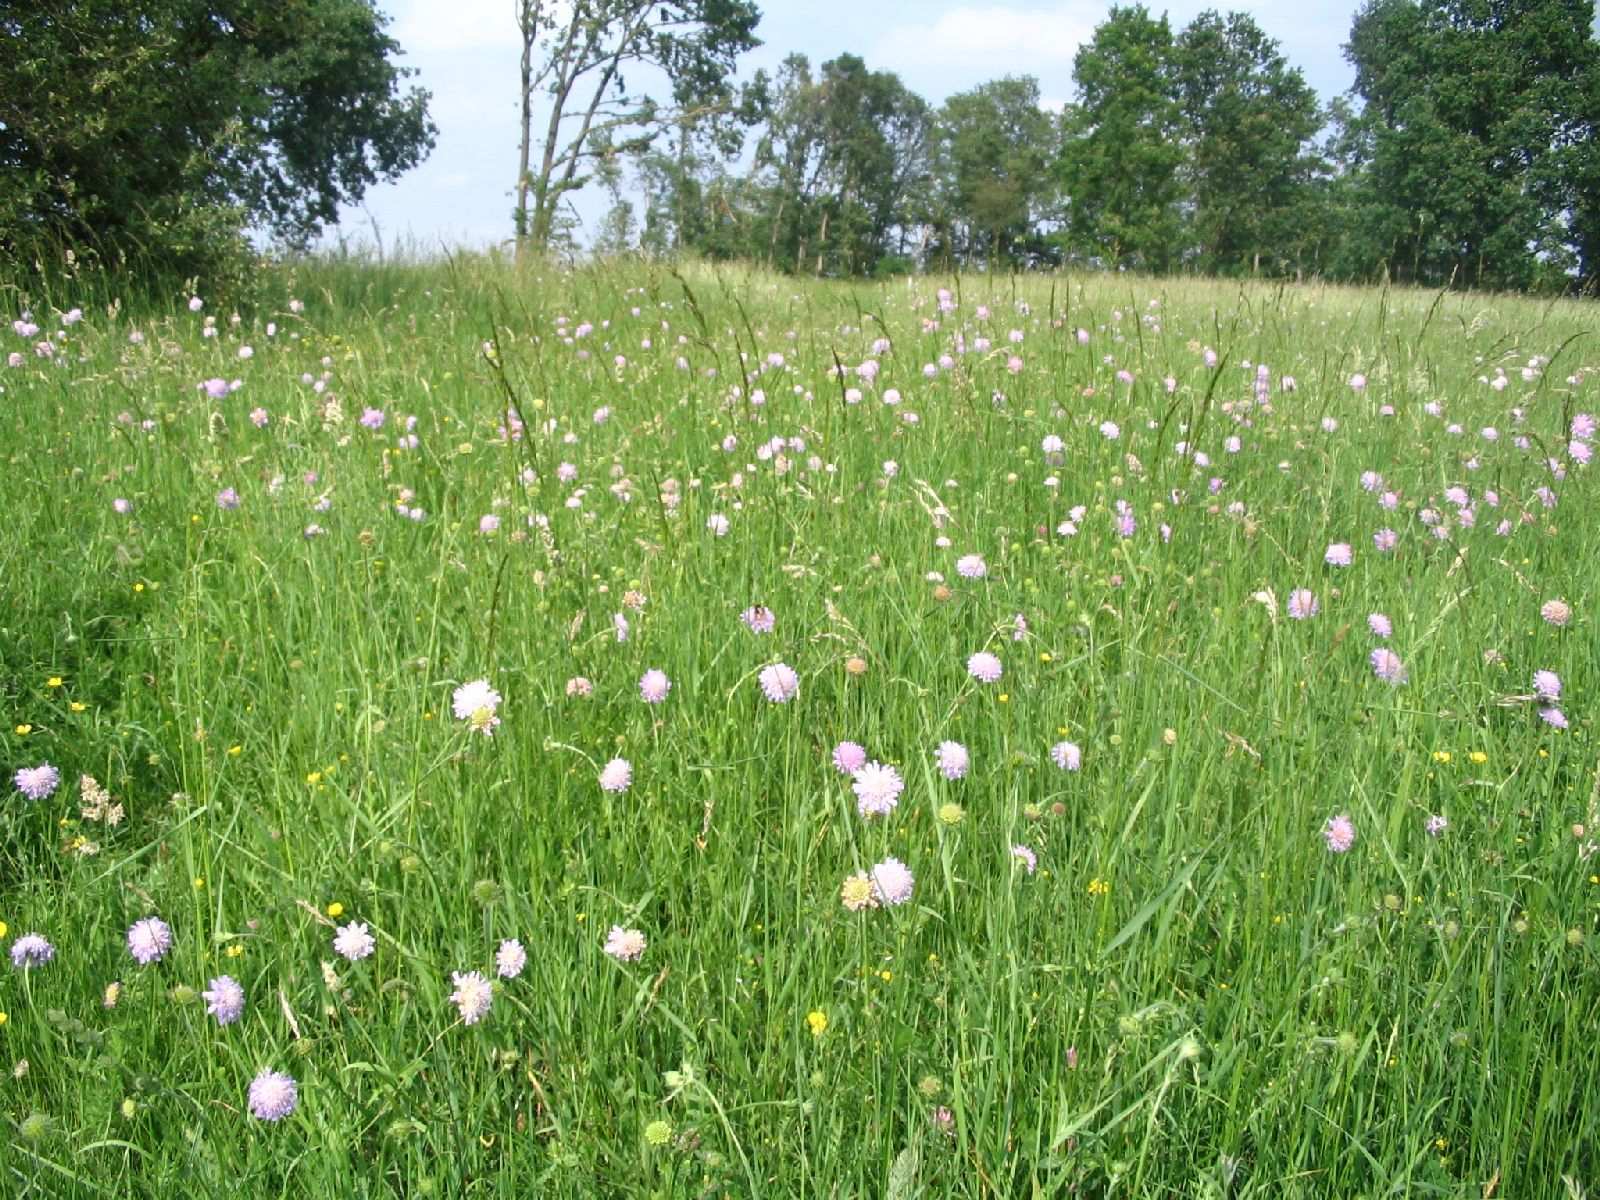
[0,0,435,280]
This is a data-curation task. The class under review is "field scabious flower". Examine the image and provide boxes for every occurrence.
[1286,589,1318,620]
[1370,648,1407,685]
[1011,844,1038,874]
[1541,598,1572,627]
[496,939,526,979]
[870,857,915,906]
[452,679,501,736]
[1324,543,1353,567]
[740,605,775,634]
[1051,741,1082,771]
[599,757,632,793]
[1323,814,1356,853]
[956,554,987,579]
[832,741,867,775]
[1425,813,1449,838]
[248,1070,297,1121]
[967,652,1002,683]
[603,926,646,962]
[333,922,375,962]
[934,741,969,780]
[852,761,904,817]
[449,970,494,1024]
[639,669,671,703]
[202,975,244,1026]
[840,872,877,911]
[10,933,54,969]
[215,488,240,510]
[13,763,60,800]
[1534,670,1561,701]
[1539,707,1568,730]
[127,917,171,965]
[759,662,799,703]
[1368,613,1392,639]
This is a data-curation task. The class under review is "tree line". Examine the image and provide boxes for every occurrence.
[584,0,1600,292]
[3,0,1597,293]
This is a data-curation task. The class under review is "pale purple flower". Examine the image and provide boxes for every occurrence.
[203,975,245,1026]
[706,513,730,536]
[740,605,775,634]
[13,763,60,800]
[449,970,494,1024]
[759,662,799,703]
[1323,814,1356,853]
[599,757,632,793]
[127,916,172,965]
[452,678,501,736]
[360,408,386,430]
[333,922,375,962]
[496,939,527,979]
[1533,670,1561,701]
[956,554,987,580]
[1324,543,1353,567]
[1370,648,1407,685]
[603,925,646,962]
[639,669,671,703]
[1539,707,1568,730]
[1373,528,1398,552]
[832,741,867,775]
[613,612,629,642]
[1010,844,1037,874]
[967,652,1003,683]
[1051,741,1082,771]
[934,741,969,780]
[248,1070,297,1121]
[201,378,230,400]
[852,761,904,817]
[10,933,54,969]
[869,857,915,906]
[1368,613,1392,639]
[215,487,240,510]
[249,407,269,428]
[1541,599,1572,627]
[1348,373,1366,391]
[1286,589,1318,620]
[478,513,500,535]
[1425,813,1449,838]
[112,497,133,514]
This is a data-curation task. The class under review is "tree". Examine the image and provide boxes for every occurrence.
[928,77,1058,270]
[1059,6,1185,271]
[513,0,761,258]
[1172,11,1322,275]
[1341,0,1600,289]
[0,0,435,278]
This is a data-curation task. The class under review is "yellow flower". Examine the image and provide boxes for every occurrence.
[878,970,893,982]
[46,677,62,689]
[1432,750,1452,764]
[193,877,205,890]
[0,921,7,939]
[14,725,30,736]
[937,802,965,826]
[69,702,86,713]
[806,1010,828,1038]
[306,771,322,785]
[1088,877,1111,897]
[1039,652,1053,663]
[0,1011,7,1026]
[1468,750,1487,765]
[225,943,243,959]
[326,902,344,918]
[997,693,1009,703]
[134,581,145,592]
[227,745,241,756]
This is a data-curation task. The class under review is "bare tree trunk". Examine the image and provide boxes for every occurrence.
[514,2,540,263]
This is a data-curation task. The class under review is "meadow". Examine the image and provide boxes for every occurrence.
[1,255,1597,1197]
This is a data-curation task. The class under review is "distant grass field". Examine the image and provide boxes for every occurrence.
[1,254,1597,1197]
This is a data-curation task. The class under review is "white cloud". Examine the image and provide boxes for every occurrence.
[873,6,1095,78]
[391,0,523,54]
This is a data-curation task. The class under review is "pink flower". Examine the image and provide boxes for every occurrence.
[1533,670,1561,701]
[1367,613,1392,639]
[967,652,1002,683]
[1010,844,1037,874]
[1324,543,1353,567]
[1286,589,1318,620]
[1051,741,1082,771]
[740,605,775,634]
[599,758,632,793]
[832,741,867,775]
[934,741,969,780]
[956,554,987,579]
[1323,814,1356,853]
[1369,648,1407,685]
[639,669,671,703]
[333,922,376,962]
[603,925,646,962]
[448,970,494,1024]
[758,662,799,703]
[1541,599,1572,627]
[869,857,914,906]
[852,761,904,817]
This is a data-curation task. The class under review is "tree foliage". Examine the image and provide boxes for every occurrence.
[0,0,435,279]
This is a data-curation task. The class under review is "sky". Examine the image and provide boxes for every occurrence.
[330,0,1364,255]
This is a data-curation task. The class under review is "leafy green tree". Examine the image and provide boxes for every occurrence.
[928,77,1058,270]
[0,0,435,278]
[1341,0,1600,289]
[1059,6,1185,271]
[513,0,761,257]
[1172,11,1322,275]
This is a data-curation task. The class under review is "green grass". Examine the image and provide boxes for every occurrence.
[1,253,1597,1197]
